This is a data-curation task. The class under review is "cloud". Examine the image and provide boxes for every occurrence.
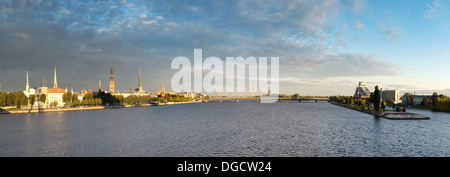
[0,0,398,94]
[424,0,449,27]
[424,0,444,19]
[355,21,368,31]
[377,23,403,42]
[422,50,448,57]
[58,8,70,15]
[9,32,29,40]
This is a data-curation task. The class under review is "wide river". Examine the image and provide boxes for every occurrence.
[1,100,450,157]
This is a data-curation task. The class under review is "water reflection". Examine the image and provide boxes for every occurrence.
[41,112,67,156]
[2,102,450,156]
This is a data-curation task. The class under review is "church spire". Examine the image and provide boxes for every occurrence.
[26,68,30,92]
[53,64,58,89]
[110,66,115,93]
[99,79,102,92]
[138,67,143,92]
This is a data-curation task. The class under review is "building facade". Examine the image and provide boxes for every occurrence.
[47,88,65,107]
[402,93,432,107]
[46,65,65,107]
[354,81,371,99]
[380,88,400,104]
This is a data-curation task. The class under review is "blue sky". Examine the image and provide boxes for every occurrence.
[0,0,449,96]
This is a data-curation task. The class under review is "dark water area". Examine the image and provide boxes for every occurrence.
[1,100,450,157]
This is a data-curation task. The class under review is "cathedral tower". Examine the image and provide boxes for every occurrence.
[53,64,58,89]
[110,67,115,93]
[26,68,30,92]
[138,67,143,92]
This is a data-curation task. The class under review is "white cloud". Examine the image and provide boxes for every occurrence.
[9,32,28,40]
[377,23,403,42]
[424,0,443,19]
[58,8,70,15]
[355,21,368,31]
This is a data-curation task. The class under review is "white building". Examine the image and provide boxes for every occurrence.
[47,88,65,107]
[380,88,401,104]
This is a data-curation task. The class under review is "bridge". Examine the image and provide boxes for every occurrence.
[208,97,330,102]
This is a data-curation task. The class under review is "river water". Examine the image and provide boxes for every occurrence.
[1,100,450,157]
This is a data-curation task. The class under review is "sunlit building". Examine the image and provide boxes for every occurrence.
[354,81,371,99]
[46,65,65,107]
[380,88,401,104]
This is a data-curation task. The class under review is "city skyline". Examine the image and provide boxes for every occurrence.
[1,0,450,95]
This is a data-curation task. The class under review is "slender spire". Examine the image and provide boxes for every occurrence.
[99,79,102,92]
[53,64,58,89]
[26,68,30,92]
[110,66,115,93]
[138,67,142,92]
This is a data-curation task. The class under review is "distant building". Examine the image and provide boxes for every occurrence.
[98,79,102,92]
[354,81,371,98]
[155,84,166,97]
[138,67,143,92]
[48,88,65,107]
[23,68,37,104]
[79,90,94,98]
[53,64,58,89]
[39,87,48,96]
[380,88,401,104]
[110,67,115,93]
[46,65,64,107]
[402,93,432,107]
[177,92,197,99]
[112,91,152,98]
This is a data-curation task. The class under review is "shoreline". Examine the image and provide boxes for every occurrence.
[0,101,202,115]
[330,102,430,120]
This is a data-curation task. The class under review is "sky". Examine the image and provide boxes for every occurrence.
[0,0,449,96]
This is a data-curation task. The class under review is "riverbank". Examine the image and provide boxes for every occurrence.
[0,101,202,114]
[331,102,430,120]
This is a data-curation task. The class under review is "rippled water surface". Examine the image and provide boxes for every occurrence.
[1,100,450,157]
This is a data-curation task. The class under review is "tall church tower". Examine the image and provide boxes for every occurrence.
[110,67,115,93]
[26,68,30,92]
[138,67,143,92]
[53,64,58,89]
[99,79,102,92]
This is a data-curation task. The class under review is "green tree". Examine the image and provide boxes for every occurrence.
[40,94,46,104]
[6,93,15,106]
[373,85,381,112]
[63,92,73,106]
[0,92,7,107]
[85,93,94,100]
[72,94,80,106]
[29,95,36,109]
[20,95,28,106]
[13,92,27,109]
[116,95,124,104]
[381,100,386,111]
[292,93,300,99]
[431,92,439,110]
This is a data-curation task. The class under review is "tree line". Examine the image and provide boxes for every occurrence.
[0,91,29,109]
[431,92,450,112]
